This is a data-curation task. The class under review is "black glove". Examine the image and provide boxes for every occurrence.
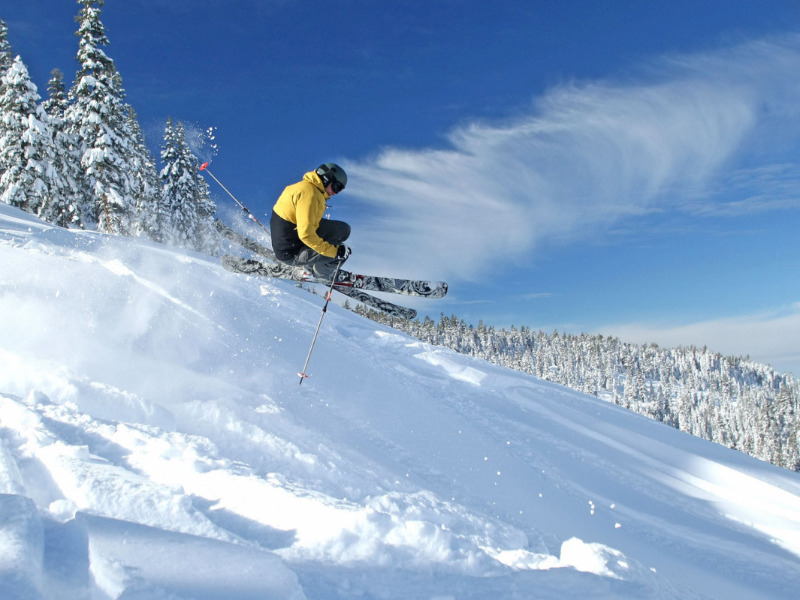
[336,245,351,262]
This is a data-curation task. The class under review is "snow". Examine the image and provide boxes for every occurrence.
[1,203,800,599]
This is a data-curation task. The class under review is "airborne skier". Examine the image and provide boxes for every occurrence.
[205,161,446,381]
[270,163,352,279]
[205,162,446,320]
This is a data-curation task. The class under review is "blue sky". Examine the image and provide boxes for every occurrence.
[4,1,800,374]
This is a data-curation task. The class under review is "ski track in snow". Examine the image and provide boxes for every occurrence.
[1,204,800,599]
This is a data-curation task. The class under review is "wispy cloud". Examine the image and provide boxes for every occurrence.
[518,292,553,301]
[344,34,800,281]
[693,163,800,216]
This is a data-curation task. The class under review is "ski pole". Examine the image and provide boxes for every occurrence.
[297,261,343,386]
[199,162,269,234]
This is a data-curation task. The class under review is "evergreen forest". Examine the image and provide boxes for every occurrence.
[0,2,219,255]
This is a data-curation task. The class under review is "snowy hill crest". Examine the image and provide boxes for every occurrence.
[1,204,800,599]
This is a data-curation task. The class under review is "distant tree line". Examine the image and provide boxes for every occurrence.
[351,307,800,472]
[0,2,218,254]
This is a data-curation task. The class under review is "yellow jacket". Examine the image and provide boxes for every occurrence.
[272,170,337,258]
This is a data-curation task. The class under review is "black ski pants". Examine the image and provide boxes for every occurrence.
[281,218,351,278]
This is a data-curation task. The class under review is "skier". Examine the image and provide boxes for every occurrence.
[269,163,352,279]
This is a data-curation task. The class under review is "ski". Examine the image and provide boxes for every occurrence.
[216,220,447,298]
[221,254,447,298]
[215,219,275,260]
[216,220,444,318]
[221,254,418,319]
[334,286,417,319]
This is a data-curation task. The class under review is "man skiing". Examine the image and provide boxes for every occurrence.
[270,163,352,279]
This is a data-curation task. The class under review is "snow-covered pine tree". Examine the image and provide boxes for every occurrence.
[784,421,800,471]
[65,0,137,235]
[160,117,195,247]
[127,107,167,242]
[42,69,67,118]
[159,118,219,253]
[0,19,12,184]
[0,57,59,217]
[41,68,81,227]
[192,159,220,256]
[0,18,11,76]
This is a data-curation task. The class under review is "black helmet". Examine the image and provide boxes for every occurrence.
[316,163,347,193]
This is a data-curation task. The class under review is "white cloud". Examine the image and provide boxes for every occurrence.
[343,34,800,282]
[597,304,800,376]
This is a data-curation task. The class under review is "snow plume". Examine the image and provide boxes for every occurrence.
[345,34,800,281]
[2,203,800,599]
[182,122,219,165]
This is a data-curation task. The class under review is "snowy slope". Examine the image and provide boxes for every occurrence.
[1,204,800,600]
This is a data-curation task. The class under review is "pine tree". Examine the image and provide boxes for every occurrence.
[190,150,220,256]
[159,118,219,253]
[41,69,81,227]
[0,18,13,185]
[0,18,12,76]
[160,117,195,247]
[65,0,137,234]
[0,57,58,216]
[783,422,800,471]
[127,107,167,241]
[0,14,12,194]
[42,69,67,118]
[623,367,646,410]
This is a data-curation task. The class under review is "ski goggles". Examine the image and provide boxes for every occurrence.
[330,179,346,194]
